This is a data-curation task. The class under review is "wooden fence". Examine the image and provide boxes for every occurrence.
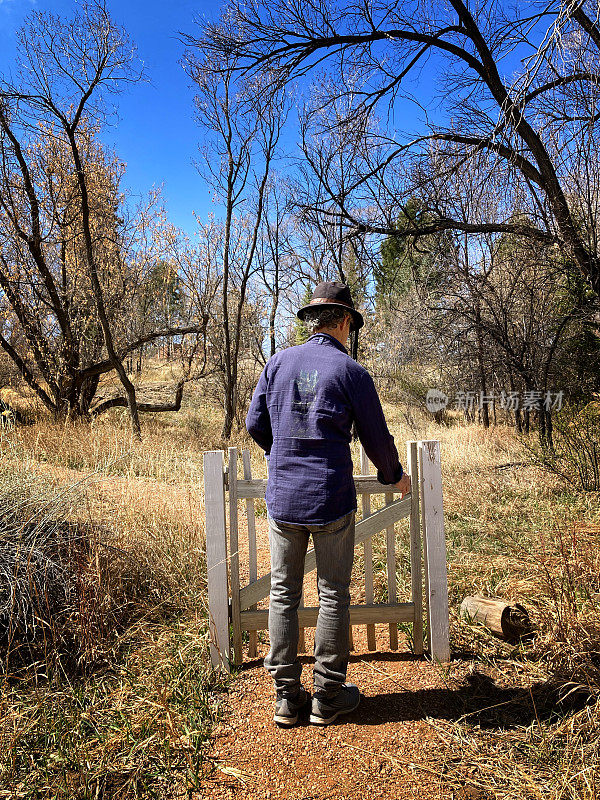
[203,440,450,672]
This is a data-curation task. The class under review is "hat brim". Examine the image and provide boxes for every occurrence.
[297,302,364,330]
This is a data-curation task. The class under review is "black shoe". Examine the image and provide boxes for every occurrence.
[273,687,310,727]
[309,683,361,725]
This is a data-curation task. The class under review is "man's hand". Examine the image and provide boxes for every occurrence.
[394,473,411,498]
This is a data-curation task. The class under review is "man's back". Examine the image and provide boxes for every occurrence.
[246,332,403,524]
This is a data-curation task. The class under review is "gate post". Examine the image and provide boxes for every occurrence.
[203,450,231,672]
[407,441,424,655]
[418,440,450,663]
[228,447,243,666]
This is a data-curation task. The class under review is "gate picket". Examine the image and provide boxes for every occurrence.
[228,448,243,666]
[408,441,424,655]
[385,490,398,650]
[203,451,230,671]
[361,448,377,650]
[242,450,258,658]
[419,441,450,663]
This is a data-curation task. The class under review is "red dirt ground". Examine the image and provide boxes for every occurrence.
[200,634,456,799]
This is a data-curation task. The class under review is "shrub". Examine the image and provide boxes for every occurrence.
[0,468,177,674]
[525,401,600,491]
[0,463,220,799]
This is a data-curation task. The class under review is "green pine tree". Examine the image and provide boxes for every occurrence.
[377,198,449,305]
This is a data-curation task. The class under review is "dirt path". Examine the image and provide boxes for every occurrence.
[200,508,455,800]
[202,644,455,799]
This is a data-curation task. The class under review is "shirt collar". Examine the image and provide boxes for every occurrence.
[306,332,348,355]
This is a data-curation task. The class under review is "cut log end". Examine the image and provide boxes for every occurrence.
[460,595,532,640]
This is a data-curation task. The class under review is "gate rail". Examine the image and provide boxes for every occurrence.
[203,440,450,672]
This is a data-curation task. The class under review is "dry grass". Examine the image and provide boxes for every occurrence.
[378,413,600,800]
[1,383,599,798]
[338,399,600,798]
[0,399,228,799]
[0,614,227,799]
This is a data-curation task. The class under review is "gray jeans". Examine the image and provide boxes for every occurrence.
[264,510,356,698]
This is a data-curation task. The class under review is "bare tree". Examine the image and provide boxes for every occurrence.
[196,0,600,306]
[0,3,207,435]
[416,223,597,439]
[184,49,289,438]
[254,176,301,358]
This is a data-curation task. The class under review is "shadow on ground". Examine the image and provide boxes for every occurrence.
[241,651,592,730]
[357,671,585,728]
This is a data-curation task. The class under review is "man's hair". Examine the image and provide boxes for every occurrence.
[303,307,350,335]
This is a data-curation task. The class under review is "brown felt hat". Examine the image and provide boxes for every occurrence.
[297,281,364,331]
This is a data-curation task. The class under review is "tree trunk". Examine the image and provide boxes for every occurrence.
[514,407,523,433]
[545,409,553,448]
[269,293,279,358]
[68,129,141,439]
[221,385,235,439]
[78,374,100,416]
[508,376,522,432]
[475,307,490,428]
[538,406,554,448]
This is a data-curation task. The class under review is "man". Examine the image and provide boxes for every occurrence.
[246,281,411,727]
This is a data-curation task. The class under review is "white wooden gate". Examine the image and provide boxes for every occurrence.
[203,440,450,672]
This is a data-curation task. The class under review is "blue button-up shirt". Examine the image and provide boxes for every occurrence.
[245,332,404,525]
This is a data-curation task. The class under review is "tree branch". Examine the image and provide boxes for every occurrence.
[90,380,185,417]
[79,322,209,380]
[0,333,55,412]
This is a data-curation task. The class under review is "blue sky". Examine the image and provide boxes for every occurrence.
[0,0,482,240]
[0,0,546,242]
[0,0,222,234]
[0,0,442,239]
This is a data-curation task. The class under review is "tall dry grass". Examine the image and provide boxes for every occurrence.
[431,515,600,800]
[0,406,227,799]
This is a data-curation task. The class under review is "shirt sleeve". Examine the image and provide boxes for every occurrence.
[351,369,403,485]
[245,363,273,454]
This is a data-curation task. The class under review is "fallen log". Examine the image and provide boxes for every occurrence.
[460,595,532,640]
